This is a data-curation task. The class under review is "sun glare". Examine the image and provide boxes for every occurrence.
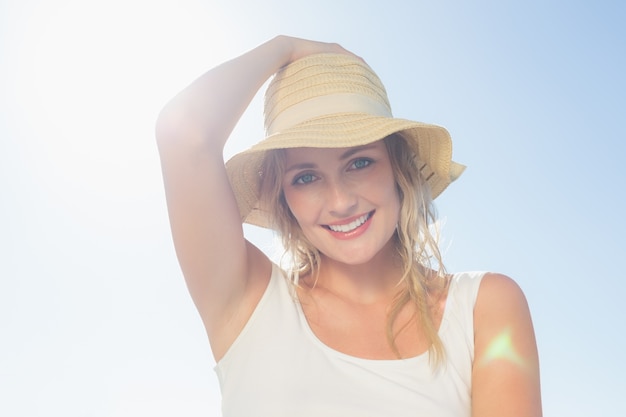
[14,0,234,201]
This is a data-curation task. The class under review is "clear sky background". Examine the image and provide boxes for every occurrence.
[1,0,624,416]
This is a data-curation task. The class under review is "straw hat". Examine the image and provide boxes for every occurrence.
[226,53,465,228]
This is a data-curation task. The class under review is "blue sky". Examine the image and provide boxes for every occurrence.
[1,0,624,416]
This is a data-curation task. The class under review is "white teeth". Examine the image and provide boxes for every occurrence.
[327,213,370,233]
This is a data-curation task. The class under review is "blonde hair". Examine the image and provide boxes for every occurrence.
[258,134,449,365]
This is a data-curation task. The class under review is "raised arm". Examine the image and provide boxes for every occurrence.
[155,36,355,359]
[472,273,543,417]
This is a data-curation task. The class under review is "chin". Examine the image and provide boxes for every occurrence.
[321,244,389,267]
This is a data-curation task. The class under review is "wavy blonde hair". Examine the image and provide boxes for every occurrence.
[258,133,449,365]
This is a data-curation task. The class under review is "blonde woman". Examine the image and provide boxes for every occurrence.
[156,35,542,416]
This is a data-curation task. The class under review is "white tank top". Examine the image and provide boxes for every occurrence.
[215,263,485,417]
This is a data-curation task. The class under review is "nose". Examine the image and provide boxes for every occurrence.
[325,178,358,217]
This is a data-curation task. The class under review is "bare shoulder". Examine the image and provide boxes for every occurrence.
[208,240,272,362]
[244,240,274,295]
[475,273,529,319]
[473,272,535,366]
[472,272,543,417]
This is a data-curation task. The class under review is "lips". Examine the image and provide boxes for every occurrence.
[324,211,373,233]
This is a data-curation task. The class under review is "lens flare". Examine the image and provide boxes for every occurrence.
[479,327,526,368]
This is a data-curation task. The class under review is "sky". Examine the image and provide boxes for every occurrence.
[1,0,624,416]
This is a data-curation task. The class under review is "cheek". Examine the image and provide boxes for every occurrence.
[386,185,402,219]
[379,175,402,220]
[371,170,400,203]
[283,189,314,224]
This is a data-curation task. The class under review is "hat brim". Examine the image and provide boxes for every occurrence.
[226,112,465,228]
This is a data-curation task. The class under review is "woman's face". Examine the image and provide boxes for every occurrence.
[282,140,400,266]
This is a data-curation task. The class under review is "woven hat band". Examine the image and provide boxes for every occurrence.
[266,93,393,135]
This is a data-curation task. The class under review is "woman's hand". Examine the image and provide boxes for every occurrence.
[276,35,364,67]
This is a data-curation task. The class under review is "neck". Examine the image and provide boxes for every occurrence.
[307,241,405,305]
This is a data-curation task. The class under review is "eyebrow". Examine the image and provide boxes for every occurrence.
[285,162,316,173]
[284,144,380,173]
[339,143,379,160]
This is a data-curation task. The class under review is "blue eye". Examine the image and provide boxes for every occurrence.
[352,158,372,169]
[293,173,316,185]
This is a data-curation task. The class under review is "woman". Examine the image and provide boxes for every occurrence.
[156,35,542,416]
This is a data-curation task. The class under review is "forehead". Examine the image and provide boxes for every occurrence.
[283,140,387,163]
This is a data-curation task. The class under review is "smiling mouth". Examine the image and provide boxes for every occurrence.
[324,211,373,233]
